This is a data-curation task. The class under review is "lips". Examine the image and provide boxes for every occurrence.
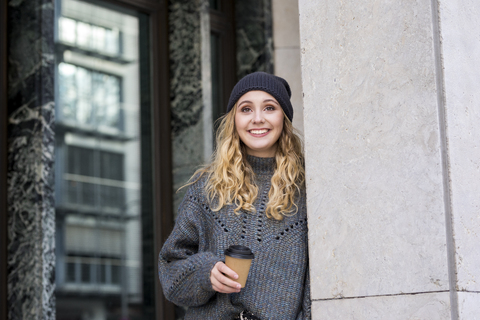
[247,129,271,138]
[249,129,269,135]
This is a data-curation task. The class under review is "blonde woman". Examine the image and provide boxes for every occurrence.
[158,72,310,320]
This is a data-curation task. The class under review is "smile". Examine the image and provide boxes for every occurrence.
[249,129,270,135]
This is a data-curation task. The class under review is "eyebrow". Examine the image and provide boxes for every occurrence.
[237,99,280,107]
[264,99,280,106]
[237,100,252,108]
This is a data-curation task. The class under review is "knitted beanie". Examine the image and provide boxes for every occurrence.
[226,72,293,121]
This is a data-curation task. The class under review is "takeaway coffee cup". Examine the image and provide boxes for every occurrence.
[224,245,254,288]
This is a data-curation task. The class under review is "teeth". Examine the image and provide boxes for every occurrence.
[250,129,268,134]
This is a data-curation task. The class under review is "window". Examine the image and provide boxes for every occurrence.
[64,145,125,210]
[58,17,121,56]
[54,0,173,319]
[58,63,123,131]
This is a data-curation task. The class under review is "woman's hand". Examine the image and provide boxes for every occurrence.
[210,261,241,293]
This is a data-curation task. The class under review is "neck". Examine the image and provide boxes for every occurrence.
[246,154,275,175]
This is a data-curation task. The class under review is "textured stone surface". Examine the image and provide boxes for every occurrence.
[7,0,56,319]
[457,292,480,320]
[169,0,206,216]
[235,0,274,79]
[438,0,480,293]
[299,0,449,300]
[169,0,204,136]
[311,292,451,320]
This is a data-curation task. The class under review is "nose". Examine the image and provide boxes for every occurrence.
[252,111,265,124]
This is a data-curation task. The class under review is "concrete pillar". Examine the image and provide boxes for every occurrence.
[299,0,480,318]
[438,1,480,318]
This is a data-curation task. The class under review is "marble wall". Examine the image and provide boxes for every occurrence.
[169,0,206,215]
[235,0,274,79]
[7,0,56,319]
[299,0,480,318]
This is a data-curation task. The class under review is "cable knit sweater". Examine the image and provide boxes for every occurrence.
[158,155,311,319]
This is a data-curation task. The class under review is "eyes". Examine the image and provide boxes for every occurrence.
[265,105,276,111]
[239,105,277,113]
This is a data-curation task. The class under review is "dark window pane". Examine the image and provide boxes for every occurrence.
[65,147,125,209]
[66,180,78,204]
[81,263,90,283]
[209,0,220,10]
[82,182,96,206]
[66,262,76,282]
[100,263,106,283]
[100,151,123,180]
[111,264,121,285]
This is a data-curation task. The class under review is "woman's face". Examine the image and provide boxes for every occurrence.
[234,90,284,157]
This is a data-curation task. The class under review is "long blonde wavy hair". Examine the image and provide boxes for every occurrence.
[187,106,305,221]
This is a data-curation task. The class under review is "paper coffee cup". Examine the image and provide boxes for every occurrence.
[224,245,254,288]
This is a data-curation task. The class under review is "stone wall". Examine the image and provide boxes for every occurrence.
[299,0,480,318]
[169,0,206,216]
[235,0,274,79]
[438,1,480,317]
[6,0,56,319]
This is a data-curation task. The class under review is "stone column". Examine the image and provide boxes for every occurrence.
[7,0,55,319]
[438,1,480,318]
[169,0,206,215]
[299,0,480,318]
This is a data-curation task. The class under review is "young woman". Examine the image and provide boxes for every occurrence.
[158,72,310,320]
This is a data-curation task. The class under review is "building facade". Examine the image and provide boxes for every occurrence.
[1,0,301,319]
[1,0,479,319]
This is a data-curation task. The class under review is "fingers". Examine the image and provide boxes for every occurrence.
[216,262,239,280]
[210,262,241,293]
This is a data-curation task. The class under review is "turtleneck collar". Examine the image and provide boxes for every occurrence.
[246,154,276,175]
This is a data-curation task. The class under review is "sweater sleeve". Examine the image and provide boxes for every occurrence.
[158,186,220,307]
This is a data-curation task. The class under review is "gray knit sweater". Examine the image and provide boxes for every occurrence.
[158,155,311,319]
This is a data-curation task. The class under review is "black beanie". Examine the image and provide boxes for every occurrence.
[226,72,294,121]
